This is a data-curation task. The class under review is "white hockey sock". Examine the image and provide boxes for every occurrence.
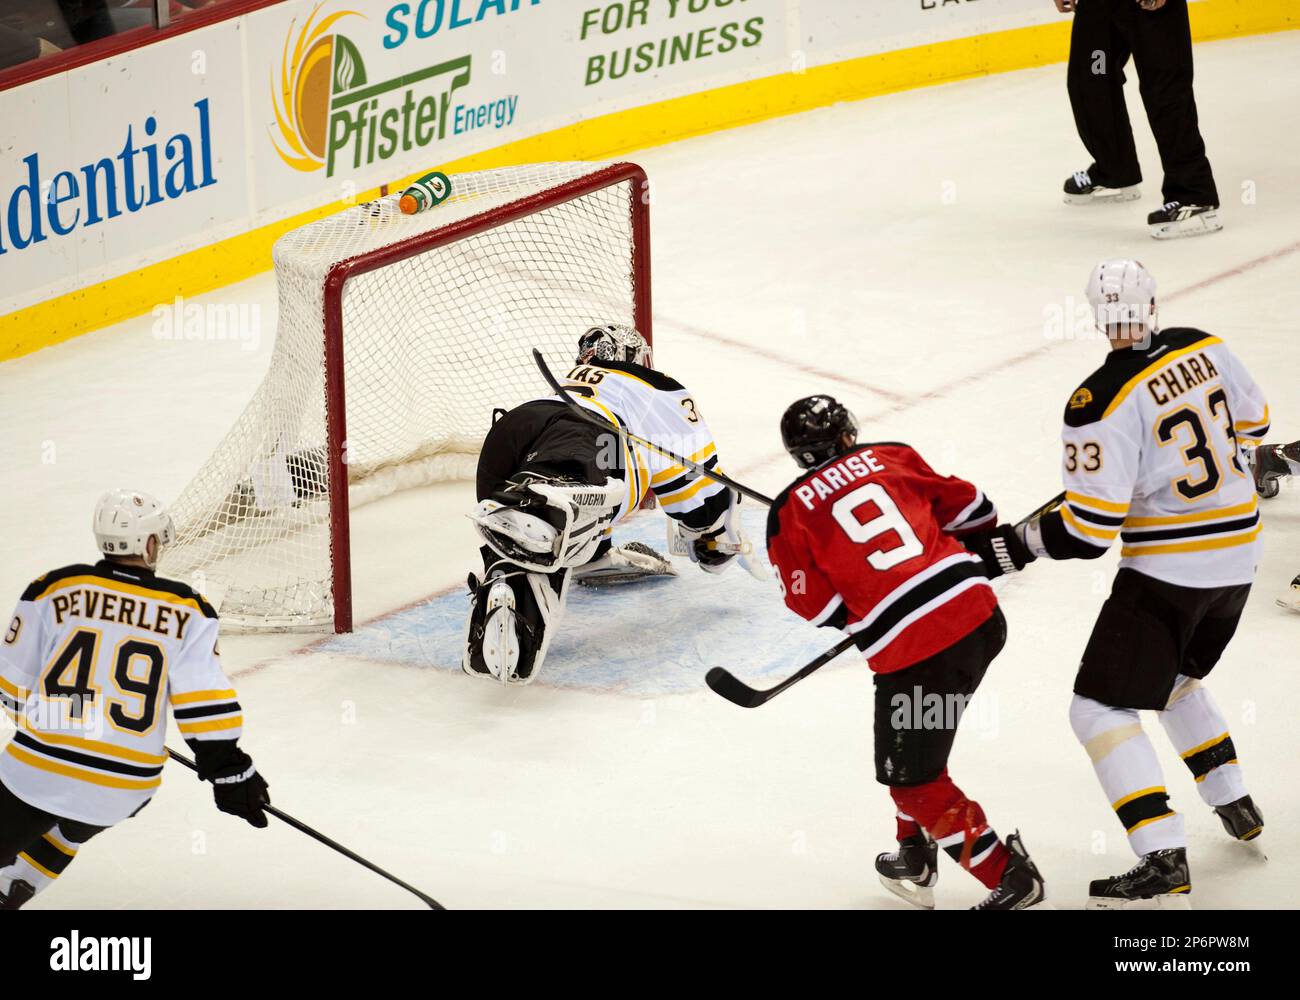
[1069,694,1185,857]
[1158,675,1247,809]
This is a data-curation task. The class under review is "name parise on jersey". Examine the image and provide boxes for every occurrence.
[766,443,1000,674]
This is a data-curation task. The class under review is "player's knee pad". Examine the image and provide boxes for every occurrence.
[1069,693,1141,756]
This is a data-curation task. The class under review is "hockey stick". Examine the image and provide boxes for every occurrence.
[532,349,775,506]
[1021,491,1066,523]
[166,748,445,910]
[705,492,1067,708]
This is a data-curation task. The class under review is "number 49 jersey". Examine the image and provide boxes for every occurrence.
[1044,328,1269,587]
[766,444,999,674]
[0,560,241,826]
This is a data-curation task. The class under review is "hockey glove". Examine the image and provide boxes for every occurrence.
[964,523,1036,579]
[692,528,737,573]
[189,739,271,829]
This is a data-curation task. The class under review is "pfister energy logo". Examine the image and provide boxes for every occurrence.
[270,5,480,177]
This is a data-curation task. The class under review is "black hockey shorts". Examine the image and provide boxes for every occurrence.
[0,778,106,866]
[1075,568,1250,710]
[476,399,624,502]
[872,607,1007,787]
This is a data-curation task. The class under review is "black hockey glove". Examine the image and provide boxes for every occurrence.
[963,523,1036,579]
[188,739,270,829]
[692,527,737,573]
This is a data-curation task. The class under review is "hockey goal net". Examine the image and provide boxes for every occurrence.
[160,161,651,632]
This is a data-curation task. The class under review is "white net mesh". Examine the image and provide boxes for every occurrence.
[160,162,644,629]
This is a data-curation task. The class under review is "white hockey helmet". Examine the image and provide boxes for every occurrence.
[576,323,651,367]
[93,489,175,562]
[1086,258,1158,338]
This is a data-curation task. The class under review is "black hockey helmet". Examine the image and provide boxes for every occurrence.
[780,395,858,470]
[576,323,651,367]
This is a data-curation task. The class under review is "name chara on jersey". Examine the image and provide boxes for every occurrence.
[1142,348,1218,406]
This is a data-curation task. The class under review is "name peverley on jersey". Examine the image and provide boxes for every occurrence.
[536,358,732,534]
[1046,328,1269,588]
[0,561,242,826]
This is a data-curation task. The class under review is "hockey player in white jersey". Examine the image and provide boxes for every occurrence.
[965,260,1268,908]
[463,323,747,685]
[0,490,269,909]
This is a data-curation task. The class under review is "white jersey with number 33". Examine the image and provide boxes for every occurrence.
[1055,328,1270,588]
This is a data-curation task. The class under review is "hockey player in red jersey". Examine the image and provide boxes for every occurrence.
[766,396,1044,909]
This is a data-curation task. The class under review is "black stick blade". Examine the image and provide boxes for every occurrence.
[705,667,766,708]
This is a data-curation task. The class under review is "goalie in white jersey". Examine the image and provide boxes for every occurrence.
[0,490,269,909]
[965,260,1269,909]
[463,323,747,685]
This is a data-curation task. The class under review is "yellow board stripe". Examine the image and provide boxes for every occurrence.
[24,729,167,766]
[6,744,162,791]
[170,688,237,706]
[176,716,242,734]
[1065,491,1131,514]
[1121,524,1262,558]
[1124,499,1257,528]
[28,574,205,614]
[1102,338,1224,419]
[3,5,1295,361]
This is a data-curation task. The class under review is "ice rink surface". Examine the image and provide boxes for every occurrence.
[3,31,1299,909]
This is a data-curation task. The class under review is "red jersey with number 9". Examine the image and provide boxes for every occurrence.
[765,443,999,674]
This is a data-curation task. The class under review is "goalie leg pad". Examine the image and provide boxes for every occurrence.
[462,564,570,685]
[470,475,624,573]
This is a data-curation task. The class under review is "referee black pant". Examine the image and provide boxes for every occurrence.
[1067,0,1218,206]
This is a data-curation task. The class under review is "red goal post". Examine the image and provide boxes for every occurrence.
[323,162,652,631]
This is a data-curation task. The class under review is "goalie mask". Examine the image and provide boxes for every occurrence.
[576,323,651,368]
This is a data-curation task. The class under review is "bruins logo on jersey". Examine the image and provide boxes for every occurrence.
[1069,387,1094,410]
